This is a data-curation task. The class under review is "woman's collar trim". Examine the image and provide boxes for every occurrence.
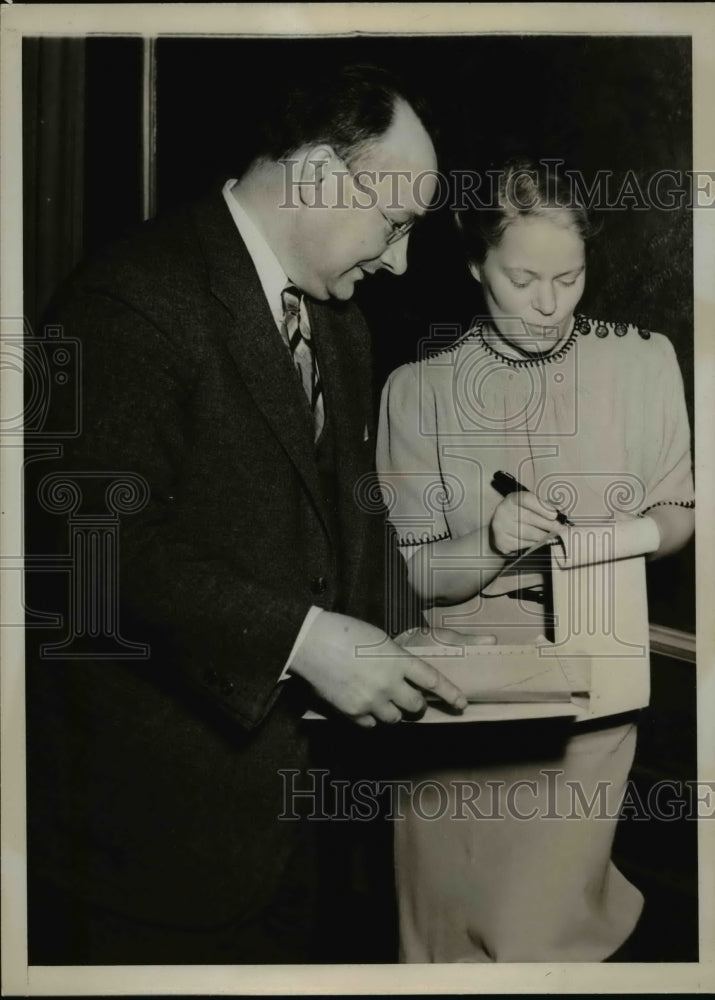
[470,317,582,368]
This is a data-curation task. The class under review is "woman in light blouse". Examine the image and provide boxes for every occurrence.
[377,157,694,962]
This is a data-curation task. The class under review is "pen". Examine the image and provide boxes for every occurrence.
[492,470,574,526]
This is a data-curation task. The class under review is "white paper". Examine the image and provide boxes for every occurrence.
[553,517,660,570]
[548,540,650,719]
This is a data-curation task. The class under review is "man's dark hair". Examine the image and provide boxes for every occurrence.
[252,63,432,167]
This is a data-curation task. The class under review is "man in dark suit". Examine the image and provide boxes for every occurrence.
[25,64,466,964]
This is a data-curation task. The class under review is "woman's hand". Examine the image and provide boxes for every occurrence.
[490,491,560,555]
[395,626,498,649]
[644,505,694,560]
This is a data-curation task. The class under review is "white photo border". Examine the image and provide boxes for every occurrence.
[2,3,714,995]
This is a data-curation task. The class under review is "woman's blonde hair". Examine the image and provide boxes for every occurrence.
[455,156,596,264]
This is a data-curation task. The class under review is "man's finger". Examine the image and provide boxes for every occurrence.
[393,680,427,716]
[403,656,467,710]
[372,701,403,725]
[354,714,377,728]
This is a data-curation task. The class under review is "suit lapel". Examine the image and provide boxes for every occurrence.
[192,193,329,536]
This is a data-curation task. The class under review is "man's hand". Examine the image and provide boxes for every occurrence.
[288,611,468,727]
[490,491,559,555]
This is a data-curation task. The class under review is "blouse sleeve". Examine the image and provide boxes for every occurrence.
[376,363,451,557]
[639,334,695,515]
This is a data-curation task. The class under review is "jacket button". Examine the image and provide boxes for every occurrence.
[203,668,218,687]
[221,679,235,696]
[311,576,328,595]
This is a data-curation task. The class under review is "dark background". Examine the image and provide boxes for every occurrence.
[22,34,697,962]
[24,33,695,634]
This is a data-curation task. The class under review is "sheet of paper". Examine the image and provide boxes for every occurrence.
[404,643,590,702]
[302,699,589,724]
[548,543,650,719]
[553,517,660,570]
[412,697,590,724]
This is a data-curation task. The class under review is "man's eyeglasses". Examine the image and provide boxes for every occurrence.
[376,208,415,246]
[336,152,416,246]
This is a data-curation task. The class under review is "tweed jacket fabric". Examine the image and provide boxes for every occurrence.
[25,190,398,928]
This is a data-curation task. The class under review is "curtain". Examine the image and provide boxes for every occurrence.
[23,37,86,336]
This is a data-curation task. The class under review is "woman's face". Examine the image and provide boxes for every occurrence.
[472,212,586,353]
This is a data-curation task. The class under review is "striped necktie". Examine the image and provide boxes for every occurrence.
[280,285,325,441]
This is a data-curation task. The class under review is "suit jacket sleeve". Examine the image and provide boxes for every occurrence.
[40,270,315,732]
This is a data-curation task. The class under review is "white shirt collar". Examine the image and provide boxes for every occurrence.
[222,178,289,329]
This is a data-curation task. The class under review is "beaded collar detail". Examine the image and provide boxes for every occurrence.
[435,314,652,369]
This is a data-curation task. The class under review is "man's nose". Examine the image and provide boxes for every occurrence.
[378,236,409,276]
[532,281,556,315]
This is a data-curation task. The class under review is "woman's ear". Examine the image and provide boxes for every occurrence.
[468,260,482,284]
[296,145,335,207]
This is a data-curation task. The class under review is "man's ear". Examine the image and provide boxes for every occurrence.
[297,145,335,207]
[468,260,482,284]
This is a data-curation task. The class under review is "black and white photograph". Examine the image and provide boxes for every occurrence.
[1,3,714,995]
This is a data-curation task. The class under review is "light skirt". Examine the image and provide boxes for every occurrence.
[395,718,642,963]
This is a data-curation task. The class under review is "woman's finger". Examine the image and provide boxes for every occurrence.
[498,524,554,552]
[514,490,560,519]
[516,516,561,539]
